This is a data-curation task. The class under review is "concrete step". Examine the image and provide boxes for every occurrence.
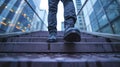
[0,53,120,67]
[0,42,120,53]
[0,31,119,42]
[18,31,95,38]
[6,37,108,42]
[0,31,120,67]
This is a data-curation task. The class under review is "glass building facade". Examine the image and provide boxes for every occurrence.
[0,0,47,33]
[75,0,86,31]
[81,0,120,34]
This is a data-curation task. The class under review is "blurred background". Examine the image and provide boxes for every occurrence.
[0,0,120,35]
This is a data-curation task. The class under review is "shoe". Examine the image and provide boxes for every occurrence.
[64,28,81,42]
[47,33,57,42]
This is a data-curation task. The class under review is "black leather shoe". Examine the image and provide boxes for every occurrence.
[47,33,57,42]
[64,28,81,42]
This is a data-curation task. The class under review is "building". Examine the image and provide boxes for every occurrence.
[0,0,47,33]
[0,0,22,33]
[61,22,64,31]
[75,0,86,31]
[81,0,120,34]
[31,9,48,31]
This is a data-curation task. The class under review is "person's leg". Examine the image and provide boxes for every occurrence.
[61,0,76,29]
[61,0,81,42]
[47,0,59,42]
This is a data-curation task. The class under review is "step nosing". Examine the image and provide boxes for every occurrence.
[0,42,120,44]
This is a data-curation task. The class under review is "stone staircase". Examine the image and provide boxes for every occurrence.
[0,31,120,67]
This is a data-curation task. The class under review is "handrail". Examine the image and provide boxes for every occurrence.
[1,30,120,40]
[82,31,120,40]
[24,0,47,27]
[0,30,40,38]
[77,0,88,16]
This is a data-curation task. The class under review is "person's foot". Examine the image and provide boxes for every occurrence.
[47,33,57,42]
[64,28,81,42]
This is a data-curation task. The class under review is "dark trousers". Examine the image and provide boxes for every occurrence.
[48,0,77,33]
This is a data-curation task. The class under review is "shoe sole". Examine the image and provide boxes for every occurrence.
[64,30,81,42]
[47,39,57,42]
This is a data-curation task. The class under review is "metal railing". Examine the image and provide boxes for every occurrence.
[82,31,120,40]
[0,30,39,38]
[24,0,44,24]
[77,0,88,16]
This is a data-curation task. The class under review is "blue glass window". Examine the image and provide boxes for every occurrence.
[89,11,96,22]
[0,0,10,14]
[0,0,5,6]
[93,0,102,13]
[12,0,21,11]
[97,10,108,27]
[112,18,120,34]
[91,19,99,31]
[100,0,113,8]
[101,25,113,33]
[0,24,8,32]
[105,1,120,21]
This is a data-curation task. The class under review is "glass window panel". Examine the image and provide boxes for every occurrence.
[86,24,92,32]
[112,18,120,34]
[91,19,99,31]
[98,14,108,27]
[100,0,113,7]
[83,5,88,17]
[91,0,97,5]
[81,0,86,5]
[0,24,8,32]
[117,0,120,5]
[88,7,93,15]
[85,15,90,25]
[89,11,96,22]
[93,0,102,13]
[0,0,10,14]
[7,11,15,21]
[12,0,21,11]
[97,10,109,27]
[86,0,92,12]
[101,25,113,34]
[0,0,5,6]
[105,1,120,21]
[27,0,36,10]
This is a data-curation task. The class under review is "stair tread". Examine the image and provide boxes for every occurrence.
[7,37,99,38]
[0,42,120,44]
[18,31,95,37]
[6,37,108,42]
[0,53,120,62]
[0,31,120,67]
[0,42,120,53]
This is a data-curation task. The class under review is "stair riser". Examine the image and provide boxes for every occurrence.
[0,42,120,53]
[6,37,107,42]
[18,33,94,38]
[0,62,120,67]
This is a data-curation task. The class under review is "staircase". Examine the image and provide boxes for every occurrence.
[0,31,120,67]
